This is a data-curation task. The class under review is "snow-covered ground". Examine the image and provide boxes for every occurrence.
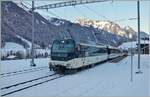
[2,42,25,52]
[1,41,50,58]
[1,42,26,57]
[1,58,49,73]
[119,40,149,50]
[0,55,149,96]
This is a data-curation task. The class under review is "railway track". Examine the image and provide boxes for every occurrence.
[0,66,49,77]
[109,55,127,63]
[1,73,65,96]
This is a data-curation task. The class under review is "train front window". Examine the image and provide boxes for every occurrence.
[52,40,75,53]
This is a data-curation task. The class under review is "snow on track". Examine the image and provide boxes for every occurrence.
[1,74,64,96]
[1,66,48,78]
[1,68,52,87]
[1,58,49,73]
[1,58,52,88]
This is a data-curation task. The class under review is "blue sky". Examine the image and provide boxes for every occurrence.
[24,0,149,34]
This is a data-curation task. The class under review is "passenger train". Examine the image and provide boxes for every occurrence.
[49,39,124,74]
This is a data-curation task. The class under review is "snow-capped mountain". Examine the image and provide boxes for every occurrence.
[13,1,30,11]
[48,17,65,26]
[123,26,137,39]
[75,18,137,39]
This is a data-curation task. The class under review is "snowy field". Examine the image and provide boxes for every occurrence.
[0,54,149,96]
[1,42,50,58]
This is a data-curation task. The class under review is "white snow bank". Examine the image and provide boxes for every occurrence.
[7,55,17,59]
[2,42,25,51]
[1,40,49,58]
[1,42,26,57]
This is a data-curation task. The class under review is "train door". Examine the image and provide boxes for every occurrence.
[77,44,86,67]
[107,46,110,59]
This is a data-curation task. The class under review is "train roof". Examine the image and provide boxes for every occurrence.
[53,38,121,50]
[78,42,107,48]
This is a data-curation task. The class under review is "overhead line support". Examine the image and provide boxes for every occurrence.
[34,0,110,10]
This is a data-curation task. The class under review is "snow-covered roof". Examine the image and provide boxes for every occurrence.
[7,55,17,59]
[119,40,149,50]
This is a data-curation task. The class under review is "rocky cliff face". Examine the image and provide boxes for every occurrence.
[75,18,137,39]
[1,1,138,48]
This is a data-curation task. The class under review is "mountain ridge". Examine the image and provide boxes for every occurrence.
[1,1,148,49]
[75,18,137,39]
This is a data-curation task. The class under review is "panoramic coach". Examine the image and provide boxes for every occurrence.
[49,39,123,74]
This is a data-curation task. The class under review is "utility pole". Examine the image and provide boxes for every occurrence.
[129,34,133,82]
[30,1,36,67]
[136,0,142,74]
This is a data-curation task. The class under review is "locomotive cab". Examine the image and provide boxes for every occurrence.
[50,39,79,73]
[51,39,76,61]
